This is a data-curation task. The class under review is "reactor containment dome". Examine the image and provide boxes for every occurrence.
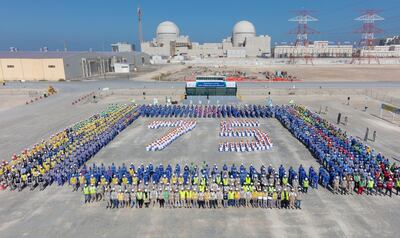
[232,20,256,47]
[156,21,180,42]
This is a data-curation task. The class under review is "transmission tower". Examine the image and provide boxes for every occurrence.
[351,10,384,64]
[137,6,144,46]
[288,10,319,65]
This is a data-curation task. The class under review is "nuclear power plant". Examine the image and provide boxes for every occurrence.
[1,2,400,238]
[138,9,400,64]
[141,20,271,58]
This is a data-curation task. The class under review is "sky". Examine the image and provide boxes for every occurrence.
[0,0,399,51]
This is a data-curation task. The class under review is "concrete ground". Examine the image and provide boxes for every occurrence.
[0,76,399,238]
[91,118,317,168]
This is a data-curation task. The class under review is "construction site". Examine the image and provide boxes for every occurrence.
[0,2,400,238]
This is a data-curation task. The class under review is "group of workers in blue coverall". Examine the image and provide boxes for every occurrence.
[139,104,274,118]
[275,105,400,196]
[75,162,309,209]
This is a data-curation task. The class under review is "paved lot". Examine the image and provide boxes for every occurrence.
[0,79,399,238]
[3,79,400,92]
[91,118,317,168]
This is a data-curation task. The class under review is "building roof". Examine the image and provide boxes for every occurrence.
[233,21,256,35]
[0,51,145,59]
[0,51,93,59]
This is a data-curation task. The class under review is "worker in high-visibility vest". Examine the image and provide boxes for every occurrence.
[281,188,289,209]
[367,178,374,195]
[70,175,78,191]
[112,175,119,186]
[122,175,129,188]
[90,175,96,186]
[83,184,90,203]
[303,177,309,193]
[79,174,86,191]
[244,175,251,186]
[396,178,400,196]
[89,185,97,202]
[117,190,124,208]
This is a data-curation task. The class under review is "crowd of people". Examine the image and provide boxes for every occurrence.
[139,104,274,119]
[0,104,141,191]
[218,120,273,152]
[275,105,400,197]
[145,120,197,151]
[75,163,307,209]
[1,103,399,199]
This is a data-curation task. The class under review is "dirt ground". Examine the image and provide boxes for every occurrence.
[159,64,400,82]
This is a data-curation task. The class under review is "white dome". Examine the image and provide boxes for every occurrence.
[232,20,256,47]
[156,21,180,42]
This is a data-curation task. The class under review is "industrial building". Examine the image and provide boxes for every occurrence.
[0,51,149,81]
[111,42,135,52]
[361,36,400,57]
[274,41,354,58]
[359,46,400,58]
[141,20,271,58]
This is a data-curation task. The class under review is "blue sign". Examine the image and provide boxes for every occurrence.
[196,81,226,88]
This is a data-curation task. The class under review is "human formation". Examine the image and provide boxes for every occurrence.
[1,103,399,200]
[0,104,140,191]
[219,120,273,152]
[74,163,307,209]
[139,104,274,118]
[146,120,196,151]
[275,105,400,197]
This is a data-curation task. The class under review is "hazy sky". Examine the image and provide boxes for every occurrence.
[1,0,399,51]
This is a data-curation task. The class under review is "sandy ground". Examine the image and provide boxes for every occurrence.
[158,64,400,82]
[135,64,188,81]
[282,65,400,82]
[0,75,399,238]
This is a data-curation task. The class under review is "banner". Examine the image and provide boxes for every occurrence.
[196,81,226,88]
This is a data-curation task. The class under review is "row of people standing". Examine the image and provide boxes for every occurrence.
[139,104,274,119]
[68,163,316,194]
[82,182,303,210]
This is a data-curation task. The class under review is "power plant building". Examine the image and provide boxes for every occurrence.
[111,42,135,52]
[274,41,354,58]
[141,20,271,58]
